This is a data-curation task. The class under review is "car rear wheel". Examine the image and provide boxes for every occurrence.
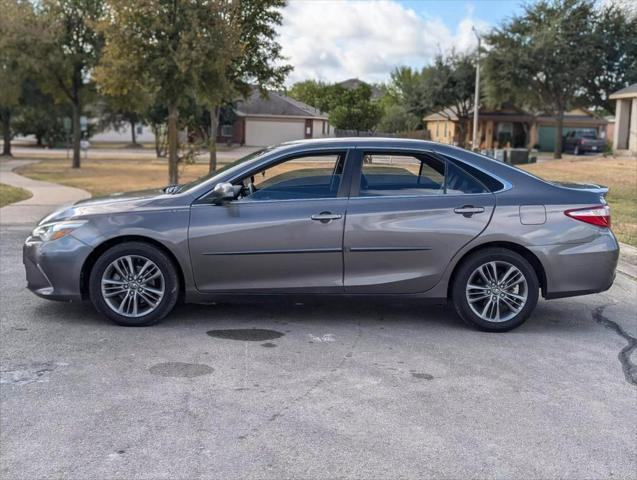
[452,248,539,332]
[89,242,179,326]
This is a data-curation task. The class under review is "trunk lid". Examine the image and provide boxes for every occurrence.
[550,181,608,196]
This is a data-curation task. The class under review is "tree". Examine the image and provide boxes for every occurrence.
[484,0,599,158]
[328,84,382,133]
[97,90,151,148]
[0,0,33,156]
[384,66,433,122]
[424,53,476,147]
[28,0,105,167]
[377,104,419,134]
[288,80,336,113]
[13,78,69,148]
[288,81,382,133]
[96,0,242,184]
[206,0,291,173]
[581,3,637,113]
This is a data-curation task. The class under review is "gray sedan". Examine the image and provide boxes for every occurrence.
[23,138,619,331]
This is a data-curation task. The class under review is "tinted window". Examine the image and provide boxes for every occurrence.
[358,152,487,196]
[448,158,503,192]
[359,154,445,196]
[445,161,488,194]
[237,152,345,201]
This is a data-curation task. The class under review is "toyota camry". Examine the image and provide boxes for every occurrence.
[24,138,619,331]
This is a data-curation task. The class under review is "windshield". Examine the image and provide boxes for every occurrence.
[176,147,275,193]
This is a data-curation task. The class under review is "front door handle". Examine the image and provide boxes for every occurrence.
[454,205,485,217]
[311,211,343,223]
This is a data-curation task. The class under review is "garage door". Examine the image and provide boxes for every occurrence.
[538,126,591,152]
[245,118,306,146]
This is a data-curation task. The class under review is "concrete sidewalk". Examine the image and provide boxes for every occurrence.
[0,159,90,226]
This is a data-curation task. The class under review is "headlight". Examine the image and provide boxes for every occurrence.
[31,220,87,242]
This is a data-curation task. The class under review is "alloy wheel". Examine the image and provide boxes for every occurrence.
[465,260,528,323]
[100,255,165,318]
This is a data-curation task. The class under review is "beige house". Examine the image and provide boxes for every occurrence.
[217,88,332,147]
[609,84,637,155]
[424,107,607,151]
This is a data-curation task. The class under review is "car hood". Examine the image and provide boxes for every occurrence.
[38,188,170,225]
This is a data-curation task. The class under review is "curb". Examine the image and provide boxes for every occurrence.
[618,242,637,280]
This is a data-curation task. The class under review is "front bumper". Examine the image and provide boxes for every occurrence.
[529,231,619,299]
[579,144,605,153]
[23,234,92,301]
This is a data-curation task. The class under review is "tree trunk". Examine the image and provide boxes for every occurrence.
[167,105,179,184]
[72,100,81,168]
[554,112,564,159]
[209,106,220,173]
[1,109,11,157]
[130,119,137,145]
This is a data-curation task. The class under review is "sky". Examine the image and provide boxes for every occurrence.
[278,0,526,85]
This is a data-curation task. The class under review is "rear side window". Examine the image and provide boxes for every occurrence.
[445,158,504,192]
[358,152,488,196]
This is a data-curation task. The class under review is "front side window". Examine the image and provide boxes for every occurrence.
[237,152,346,202]
[358,152,487,197]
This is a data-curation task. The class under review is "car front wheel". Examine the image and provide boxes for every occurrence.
[89,242,179,326]
[452,248,539,332]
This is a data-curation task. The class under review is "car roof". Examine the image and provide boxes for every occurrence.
[279,137,436,149]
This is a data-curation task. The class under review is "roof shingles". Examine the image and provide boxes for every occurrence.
[235,89,327,118]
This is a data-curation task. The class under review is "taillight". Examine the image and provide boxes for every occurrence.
[565,205,611,228]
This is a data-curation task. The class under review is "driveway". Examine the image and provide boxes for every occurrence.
[1,165,636,479]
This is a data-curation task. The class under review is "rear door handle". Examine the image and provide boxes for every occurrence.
[454,206,485,217]
[311,211,343,223]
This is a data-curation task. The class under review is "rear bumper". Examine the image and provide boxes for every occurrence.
[23,235,92,301]
[529,232,619,299]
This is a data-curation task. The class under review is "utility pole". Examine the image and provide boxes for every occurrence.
[472,27,481,151]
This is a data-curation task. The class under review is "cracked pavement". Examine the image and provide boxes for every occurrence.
[1,225,636,479]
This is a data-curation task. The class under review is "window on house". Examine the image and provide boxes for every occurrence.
[221,124,233,137]
[136,125,143,135]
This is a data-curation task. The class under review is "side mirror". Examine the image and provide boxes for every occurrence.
[211,182,236,203]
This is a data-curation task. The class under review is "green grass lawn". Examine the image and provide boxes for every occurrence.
[0,183,32,208]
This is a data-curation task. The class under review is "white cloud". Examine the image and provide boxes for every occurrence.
[278,0,490,85]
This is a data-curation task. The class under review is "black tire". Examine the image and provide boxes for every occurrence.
[451,248,539,332]
[89,242,179,326]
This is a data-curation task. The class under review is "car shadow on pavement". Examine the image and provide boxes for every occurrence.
[29,295,605,335]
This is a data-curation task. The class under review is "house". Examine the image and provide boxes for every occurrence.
[90,122,155,144]
[609,84,637,155]
[424,106,607,151]
[217,89,332,147]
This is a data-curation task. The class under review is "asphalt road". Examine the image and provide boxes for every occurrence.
[1,224,636,479]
